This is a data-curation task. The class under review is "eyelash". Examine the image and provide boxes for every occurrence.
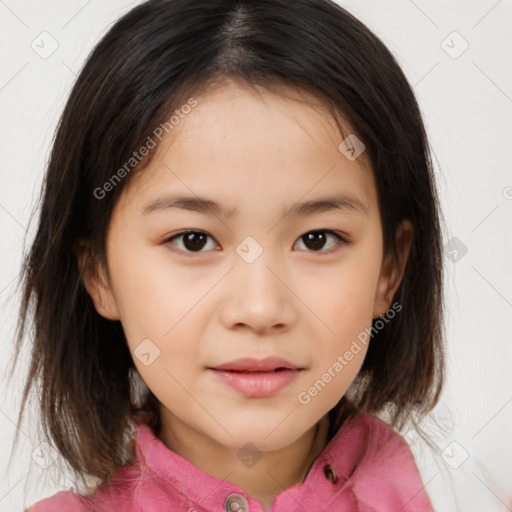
[163,229,350,256]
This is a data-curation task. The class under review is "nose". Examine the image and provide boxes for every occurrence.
[218,248,297,335]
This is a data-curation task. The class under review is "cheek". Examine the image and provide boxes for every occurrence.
[303,250,382,335]
[298,247,380,397]
[108,237,205,336]
[118,255,207,402]
[111,247,221,377]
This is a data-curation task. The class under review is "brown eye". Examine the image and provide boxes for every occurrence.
[294,230,347,253]
[164,229,348,256]
[165,230,217,254]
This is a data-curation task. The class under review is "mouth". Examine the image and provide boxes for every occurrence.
[208,356,304,373]
[212,368,297,374]
[206,356,305,397]
[207,366,304,398]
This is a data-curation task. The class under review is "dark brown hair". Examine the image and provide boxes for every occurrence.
[9,0,445,495]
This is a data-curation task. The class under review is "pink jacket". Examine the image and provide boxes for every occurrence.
[27,414,433,511]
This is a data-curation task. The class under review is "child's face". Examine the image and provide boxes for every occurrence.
[84,79,411,452]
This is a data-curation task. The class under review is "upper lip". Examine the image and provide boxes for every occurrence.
[208,356,303,372]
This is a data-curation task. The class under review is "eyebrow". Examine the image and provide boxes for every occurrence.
[141,193,368,218]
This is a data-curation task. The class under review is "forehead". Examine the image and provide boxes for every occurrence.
[118,79,377,218]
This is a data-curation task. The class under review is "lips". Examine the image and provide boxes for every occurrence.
[208,356,303,373]
[208,357,304,398]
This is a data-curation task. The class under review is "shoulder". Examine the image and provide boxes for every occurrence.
[26,490,92,512]
[331,414,412,462]
[335,414,433,511]
[26,462,144,511]
[340,413,416,457]
[342,414,421,473]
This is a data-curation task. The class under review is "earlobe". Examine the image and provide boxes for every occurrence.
[373,220,414,318]
[73,240,120,321]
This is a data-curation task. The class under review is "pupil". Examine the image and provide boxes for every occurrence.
[304,231,326,251]
[184,232,207,251]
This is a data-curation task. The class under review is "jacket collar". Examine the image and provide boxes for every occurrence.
[131,414,365,510]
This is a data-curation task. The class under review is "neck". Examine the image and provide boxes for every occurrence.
[157,410,331,510]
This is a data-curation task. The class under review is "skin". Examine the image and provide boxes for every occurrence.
[77,78,413,510]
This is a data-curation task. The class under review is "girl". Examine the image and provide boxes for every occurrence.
[11,0,445,510]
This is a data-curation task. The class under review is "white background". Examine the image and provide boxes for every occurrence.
[1,1,511,510]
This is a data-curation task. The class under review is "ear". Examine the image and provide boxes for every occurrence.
[73,240,120,321]
[372,219,414,318]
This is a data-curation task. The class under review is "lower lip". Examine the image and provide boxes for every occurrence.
[208,369,302,398]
